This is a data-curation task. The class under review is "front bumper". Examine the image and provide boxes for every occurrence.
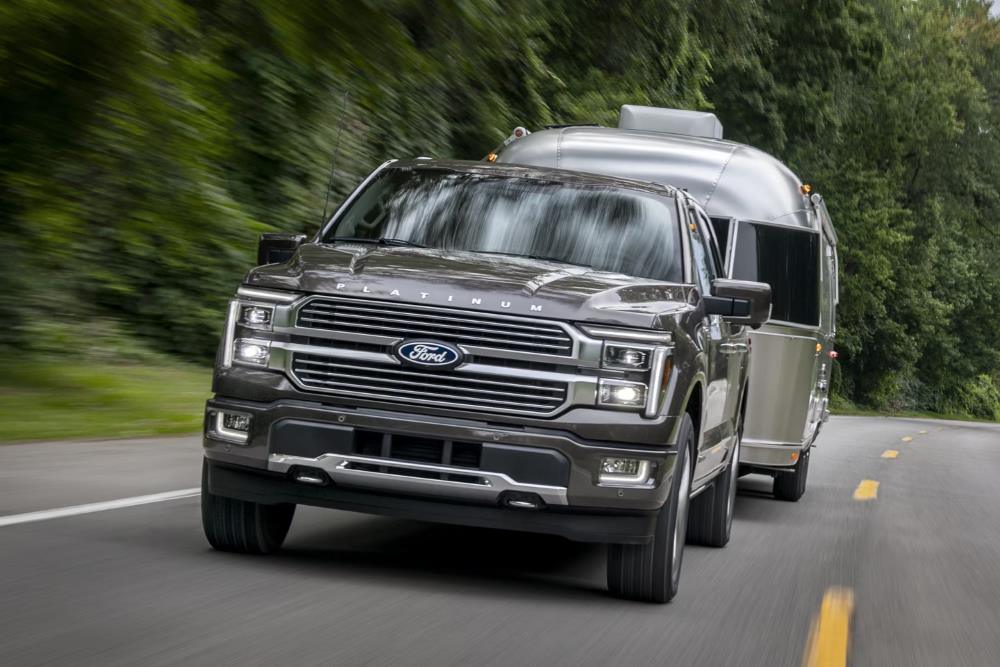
[204,396,678,520]
[204,459,659,544]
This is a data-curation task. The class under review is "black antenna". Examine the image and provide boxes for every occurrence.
[321,88,351,225]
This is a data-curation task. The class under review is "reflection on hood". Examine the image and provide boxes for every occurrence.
[248,244,694,330]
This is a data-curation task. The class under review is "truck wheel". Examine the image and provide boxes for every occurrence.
[201,462,295,554]
[687,433,740,547]
[773,448,810,502]
[607,414,694,603]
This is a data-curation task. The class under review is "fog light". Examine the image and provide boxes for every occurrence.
[603,344,652,370]
[239,304,273,329]
[600,457,652,485]
[598,379,647,408]
[213,410,251,443]
[234,339,270,366]
[602,458,640,475]
[223,413,251,432]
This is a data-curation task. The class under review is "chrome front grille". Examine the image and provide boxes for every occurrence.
[291,353,568,416]
[296,297,574,356]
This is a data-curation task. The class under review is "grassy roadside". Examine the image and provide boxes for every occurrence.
[829,397,997,423]
[0,358,211,443]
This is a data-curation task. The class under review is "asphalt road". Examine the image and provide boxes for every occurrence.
[2,416,999,666]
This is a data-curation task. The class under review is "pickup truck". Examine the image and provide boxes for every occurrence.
[200,159,770,602]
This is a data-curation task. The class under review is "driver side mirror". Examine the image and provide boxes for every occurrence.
[703,278,772,329]
[257,233,307,266]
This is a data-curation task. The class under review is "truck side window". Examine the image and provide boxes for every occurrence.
[709,217,731,269]
[686,209,717,296]
[696,211,725,278]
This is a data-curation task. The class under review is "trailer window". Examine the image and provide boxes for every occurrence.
[732,222,819,325]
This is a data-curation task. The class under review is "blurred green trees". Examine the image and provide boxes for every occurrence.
[0,0,998,418]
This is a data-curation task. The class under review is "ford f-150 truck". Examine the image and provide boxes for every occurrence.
[201,159,770,602]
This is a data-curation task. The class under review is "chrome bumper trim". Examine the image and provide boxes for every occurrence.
[268,453,569,506]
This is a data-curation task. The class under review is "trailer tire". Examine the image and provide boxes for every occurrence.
[773,447,810,502]
[688,434,739,547]
[201,462,295,554]
[607,414,693,603]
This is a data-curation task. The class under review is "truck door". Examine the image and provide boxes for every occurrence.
[696,209,748,438]
[685,204,731,480]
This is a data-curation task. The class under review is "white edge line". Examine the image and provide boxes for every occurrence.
[0,488,201,528]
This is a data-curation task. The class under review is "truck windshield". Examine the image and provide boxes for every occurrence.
[324,168,683,283]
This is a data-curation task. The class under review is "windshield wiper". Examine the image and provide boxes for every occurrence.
[475,250,592,269]
[328,237,428,248]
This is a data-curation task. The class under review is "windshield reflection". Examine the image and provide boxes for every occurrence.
[326,168,683,283]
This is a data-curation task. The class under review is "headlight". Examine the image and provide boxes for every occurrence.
[221,289,298,369]
[603,343,652,370]
[598,379,648,408]
[234,338,271,366]
[238,304,273,330]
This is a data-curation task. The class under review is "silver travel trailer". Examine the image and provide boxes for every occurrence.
[494,105,838,501]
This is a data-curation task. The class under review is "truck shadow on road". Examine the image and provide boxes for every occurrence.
[238,480,792,602]
[276,512,610,601]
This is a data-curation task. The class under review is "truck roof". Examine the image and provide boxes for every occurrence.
[495,126,815,230]
[388,158,682,200]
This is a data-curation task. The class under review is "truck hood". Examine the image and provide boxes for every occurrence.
[245,243,694,329]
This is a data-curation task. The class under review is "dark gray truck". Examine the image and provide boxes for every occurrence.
[201,159,770,602]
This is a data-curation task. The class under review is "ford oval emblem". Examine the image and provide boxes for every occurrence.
[395,340,464,369]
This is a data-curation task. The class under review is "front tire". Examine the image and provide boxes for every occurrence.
[607,414,694,603]
[201,461,295,554]
[688,432,740,548]
[773,447,810,502]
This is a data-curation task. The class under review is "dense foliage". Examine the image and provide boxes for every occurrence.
[1,0,998,418]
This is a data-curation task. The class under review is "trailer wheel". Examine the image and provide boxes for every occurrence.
[688,434,739,547]
[773,447,810,502]
[607,414,693,603]
[201,461,295,554]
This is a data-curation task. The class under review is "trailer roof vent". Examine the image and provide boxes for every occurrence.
[618,105,723,140]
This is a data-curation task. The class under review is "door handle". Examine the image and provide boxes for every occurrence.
[720,343,747,354]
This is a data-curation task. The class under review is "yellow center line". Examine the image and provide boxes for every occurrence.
[803,587,855,667]
[901,436,913,442]
[853,479,879,500]
[881,450,898,459]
